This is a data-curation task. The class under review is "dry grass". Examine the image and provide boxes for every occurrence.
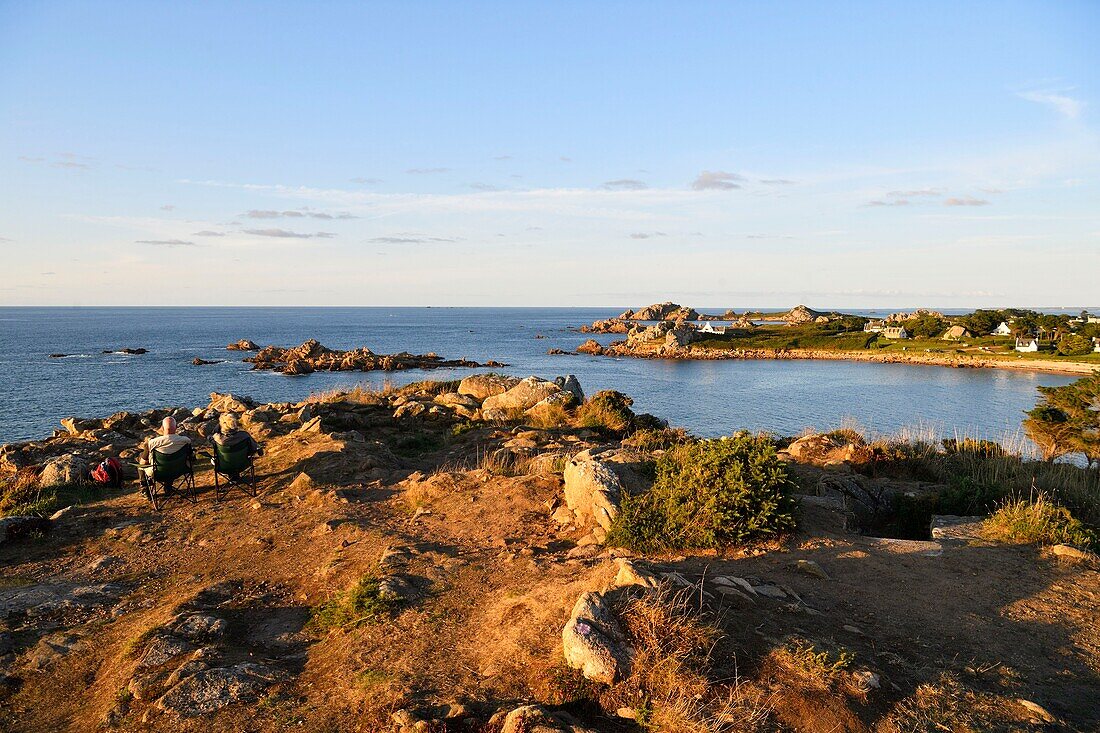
[767,636,854,692]
[983,493,1097,550]
[610,586,773,733]
[305,382,396,405]
[884,673,1021,733]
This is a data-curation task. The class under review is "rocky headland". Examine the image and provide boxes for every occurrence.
[2,374,1098,731]
[241,339,504,375]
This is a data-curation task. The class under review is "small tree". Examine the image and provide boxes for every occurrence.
[1024,373,1100,466]
[1058,334,1094,356]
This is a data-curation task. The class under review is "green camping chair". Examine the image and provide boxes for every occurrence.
[144,445,196,511]
[210,440,258,501]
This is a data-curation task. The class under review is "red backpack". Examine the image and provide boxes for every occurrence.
[91,457,123,488]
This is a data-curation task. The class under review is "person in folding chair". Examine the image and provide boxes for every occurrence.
[210,413,263,501]
[138,416,196,511]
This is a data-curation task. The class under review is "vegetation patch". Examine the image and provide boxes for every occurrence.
[983,494,1097,550]
[308,575,397,633]
[574,390,637,433]
[608,434,798,552]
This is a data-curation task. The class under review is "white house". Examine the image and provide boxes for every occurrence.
[883,326,909,339]
[1015,336,1040,352]
[993,321,1013,336]
[1094,337,1100,353]
[863,320,885,333]
[698,321,726,335]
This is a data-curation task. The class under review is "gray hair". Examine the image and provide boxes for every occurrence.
[161,416,177,434]
[219,413,240,433]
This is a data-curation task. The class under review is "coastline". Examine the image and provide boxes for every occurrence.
[586,344,1100,376]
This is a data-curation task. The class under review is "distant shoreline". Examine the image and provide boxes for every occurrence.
[585,345,1099,376]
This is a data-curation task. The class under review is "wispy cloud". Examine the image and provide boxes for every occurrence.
[887,189,940,197]
[192,230,225,237]
[244,209,357,220]
[406,167,450,174]
[1017,89,1084,120]
[691,170,744,191]
[865,199,910,207]
[469,183,501,192]
[135,239,197,247]
[493,155,512,160]
[160,204,176,211]
[602,179,647,191]
[242,228,336,239]
[943,196,990,207]
[629,231,667,239]
[18,156,45,163]
[350,176,382,184]
[53,161,89,170]
[759,178,796,185]
[367,233,460,244]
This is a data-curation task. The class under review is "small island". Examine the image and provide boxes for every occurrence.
[242,338,504,375]
[575,304,1100,375]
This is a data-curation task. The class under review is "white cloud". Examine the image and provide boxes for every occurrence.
[1017,90,1084,120]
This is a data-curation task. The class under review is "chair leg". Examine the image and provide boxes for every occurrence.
[214,470,222,502]
[146,478,161,511]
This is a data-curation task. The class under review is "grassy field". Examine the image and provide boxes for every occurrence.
[692,325,1100,364]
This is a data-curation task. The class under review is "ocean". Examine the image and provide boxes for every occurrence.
[0,307,1077,447]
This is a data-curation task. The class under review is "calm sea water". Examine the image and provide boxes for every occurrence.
[0,307,1078,446]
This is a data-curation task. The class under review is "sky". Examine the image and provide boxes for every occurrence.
[1,1,1098,309]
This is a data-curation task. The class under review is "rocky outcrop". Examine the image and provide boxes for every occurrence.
[578,318,630,334]
[482,377,569,414]
[781,305,825,325]
[226,339,260,351]
[886,309,944,323]
[576,340,604,355]
[243,339,500,375]
[623,302,699,321]
[563,455,623,532]
[103,348,148,355]
[191,358,219,366]
[38,454,88,488]
[780,433,870,467]
[458,373,520,400]
[562,591,632,684]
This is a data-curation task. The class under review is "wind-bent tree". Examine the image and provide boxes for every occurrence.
[1024,373,1100,466]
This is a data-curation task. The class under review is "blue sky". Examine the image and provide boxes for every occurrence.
[1,1,1098,307]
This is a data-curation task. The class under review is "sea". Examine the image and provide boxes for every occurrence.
[0,307,1083,449]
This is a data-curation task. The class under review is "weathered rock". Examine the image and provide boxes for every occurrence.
[613,558,660,589]
[576,340,604,355]
[792,559,830,580]
[627,302,699,321]
[207,392,255,413]
[226,339,260,351]
[1051,544,1099,563]
[191,357,219,366]
[24,632,82,671]
[60,417,100,435]
[38,454,88,488]
[930,515,986,542]
[482,376,563,413]
[563,457,622,531]
[525,391,576,423]
[500,705,598,733]
[0,516,51,545]
[562,591,631,684]
[154,663,280,717]
[245,339,495,375]
[554,374,585,404]
[433,392,480,410]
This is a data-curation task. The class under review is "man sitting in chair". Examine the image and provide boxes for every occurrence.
[138,416,192,486]
[212,414,263,458]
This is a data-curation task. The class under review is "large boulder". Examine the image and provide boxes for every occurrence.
[38,454,88,488]
[154,663,280,717]
[563,456,623,531]
[482,377,563,412]
[207,393,255,413]
[457,373,520,401]
[562,591,632,684]
[226,339,259,351]
[630,302,699,321]
[554,375,585,404]
[60,417,100,436]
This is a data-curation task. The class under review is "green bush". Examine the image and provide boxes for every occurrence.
[308,576,396,632]
[1057,334,1094,357]
[607,434,797,552]
[574,390,636,433]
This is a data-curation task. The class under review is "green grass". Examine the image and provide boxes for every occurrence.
[308,576,398,633]
[0,470,107,518]
[983,494,1097,550]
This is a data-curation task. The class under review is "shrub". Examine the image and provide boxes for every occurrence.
[983,494,1097,550]
[308,576,397,632]
[622,427,693,452]
[607,434,798,552]
[1057,334,1094,356]
[574,390,636,433]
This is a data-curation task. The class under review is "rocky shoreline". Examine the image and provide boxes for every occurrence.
[242,339,504,375]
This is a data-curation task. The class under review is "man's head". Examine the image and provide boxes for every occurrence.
[219,413,240,434]
[161,416,177,435]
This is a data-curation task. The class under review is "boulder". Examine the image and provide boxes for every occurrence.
[0,516,52,545]
[562,591,632,684]
[483,377,563,412]
[563,457,623,531]
[500,705,598,733]
[554,375,585,404]
[60,417,100,435]
[613,558,660,589]
[576,340,604,355]
[433,392,480,410]
[458,373,520,400]
[38,454,88,488]
[226,339,260,351]
[207,393,254,413]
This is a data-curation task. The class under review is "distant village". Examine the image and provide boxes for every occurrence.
[857,309,1100,353]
